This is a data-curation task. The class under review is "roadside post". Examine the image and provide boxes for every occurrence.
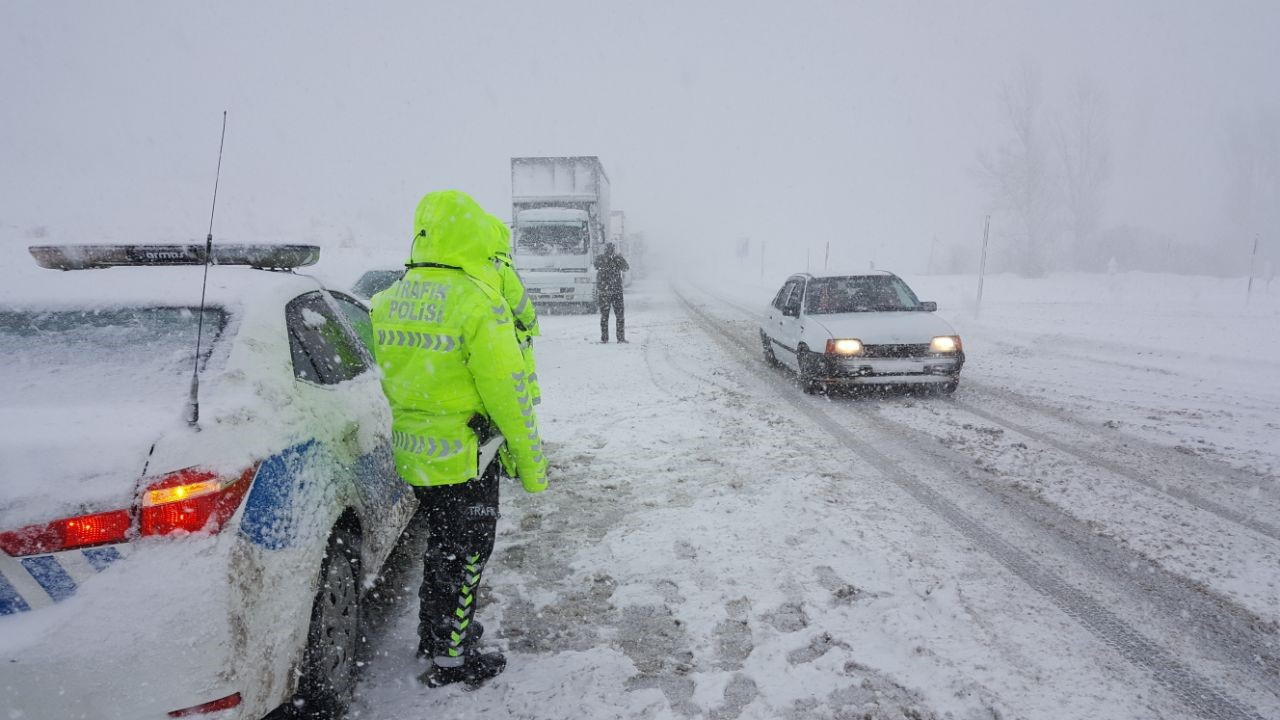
[975,214,991,319]
[1246,233,1259,303]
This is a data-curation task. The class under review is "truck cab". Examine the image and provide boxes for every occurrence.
[513,207,598,308]
[510,156,611,313]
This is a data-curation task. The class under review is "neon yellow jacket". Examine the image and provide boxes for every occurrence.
[485,215,541,405]
[485,216,539,339]
[370,191,548,492]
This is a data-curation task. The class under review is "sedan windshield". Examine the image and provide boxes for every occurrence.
[0,307,228,405]
[804,276,923,314]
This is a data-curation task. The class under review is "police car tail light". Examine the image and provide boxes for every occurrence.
[0,509,132,556]
[167,692,243,717]
[141,464,259,536]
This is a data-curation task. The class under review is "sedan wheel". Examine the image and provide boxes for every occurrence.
[761,330,781,368]
[797,347,822,395]
[297,527,361,719]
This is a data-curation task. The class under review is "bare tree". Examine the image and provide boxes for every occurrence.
[1056,76,1110,271]
[979,66,1056,276]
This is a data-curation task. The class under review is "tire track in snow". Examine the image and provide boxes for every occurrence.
[960,379,1280,501]
[949,397,1280,543]
[675,286,1271,720]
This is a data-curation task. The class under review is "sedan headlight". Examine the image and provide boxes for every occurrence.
[826,338,864,355]
[930,335,962,353]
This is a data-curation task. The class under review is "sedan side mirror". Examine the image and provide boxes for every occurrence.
[919,301,937,312]
[782,306,800,318]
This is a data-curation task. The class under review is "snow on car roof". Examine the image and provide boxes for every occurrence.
[795,269,898,280]
[517,207,589,222]
[0,263,326,312]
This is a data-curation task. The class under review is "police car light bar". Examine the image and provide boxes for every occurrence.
[28,243,321,271]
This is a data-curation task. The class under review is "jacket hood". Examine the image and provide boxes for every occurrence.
[408,190,502,292]
[485,214,513,258]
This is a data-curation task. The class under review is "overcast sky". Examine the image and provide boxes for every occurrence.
[2,1,1277,273]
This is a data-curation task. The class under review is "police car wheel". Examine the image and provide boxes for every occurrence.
[297,527,362,718]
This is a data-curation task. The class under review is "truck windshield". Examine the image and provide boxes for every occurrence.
[518,223,589,255]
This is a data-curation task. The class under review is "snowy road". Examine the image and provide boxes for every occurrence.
[349,278,1279,720]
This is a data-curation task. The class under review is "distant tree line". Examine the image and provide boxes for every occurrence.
[964,66,1278,278]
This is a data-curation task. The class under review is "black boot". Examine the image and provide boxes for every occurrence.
[419,650,507,688]
[417,621,484,659]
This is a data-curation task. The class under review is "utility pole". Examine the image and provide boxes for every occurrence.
[824,241,830,270]
[975,214,991,319]
[1247,233,1260,303]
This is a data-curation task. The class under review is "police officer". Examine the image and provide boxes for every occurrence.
[370,190,549,688]
[486,215,541,405]
[594,242,630,343]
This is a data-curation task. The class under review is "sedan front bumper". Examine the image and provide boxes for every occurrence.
[816,351,964,385]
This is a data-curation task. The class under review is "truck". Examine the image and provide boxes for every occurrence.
[510,156,610,312]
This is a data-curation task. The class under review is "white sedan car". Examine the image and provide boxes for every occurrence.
[0,244,416,719]
[760,271,964,394]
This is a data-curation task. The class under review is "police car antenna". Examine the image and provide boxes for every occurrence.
[186,111,228,428]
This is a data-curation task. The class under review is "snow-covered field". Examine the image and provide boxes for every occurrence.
[348,268,1280,720]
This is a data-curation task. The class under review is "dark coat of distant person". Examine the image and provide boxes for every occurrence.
[594,243,629,295]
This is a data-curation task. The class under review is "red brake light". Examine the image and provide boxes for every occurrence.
[0,464,259,556]
[0,509,131,556]
[141,465,259,536]
[167,692,243,717]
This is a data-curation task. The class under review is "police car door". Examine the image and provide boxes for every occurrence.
[284,290,414,578]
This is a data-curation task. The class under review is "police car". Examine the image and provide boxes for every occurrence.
[0,244,416,719]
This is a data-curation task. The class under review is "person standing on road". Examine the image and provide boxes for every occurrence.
[594,241,630,343]
[370,190,549,689]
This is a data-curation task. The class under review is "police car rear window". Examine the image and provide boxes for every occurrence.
[0,307,228,404]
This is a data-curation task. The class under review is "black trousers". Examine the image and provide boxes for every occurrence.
[412,462,499,663]
[599,291,625,341]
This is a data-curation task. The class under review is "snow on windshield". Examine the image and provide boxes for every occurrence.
[517,223,590,256]
[0,307,228,405]
[805,276,922,314]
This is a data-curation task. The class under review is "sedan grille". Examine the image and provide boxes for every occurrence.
[861,343,930,358]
